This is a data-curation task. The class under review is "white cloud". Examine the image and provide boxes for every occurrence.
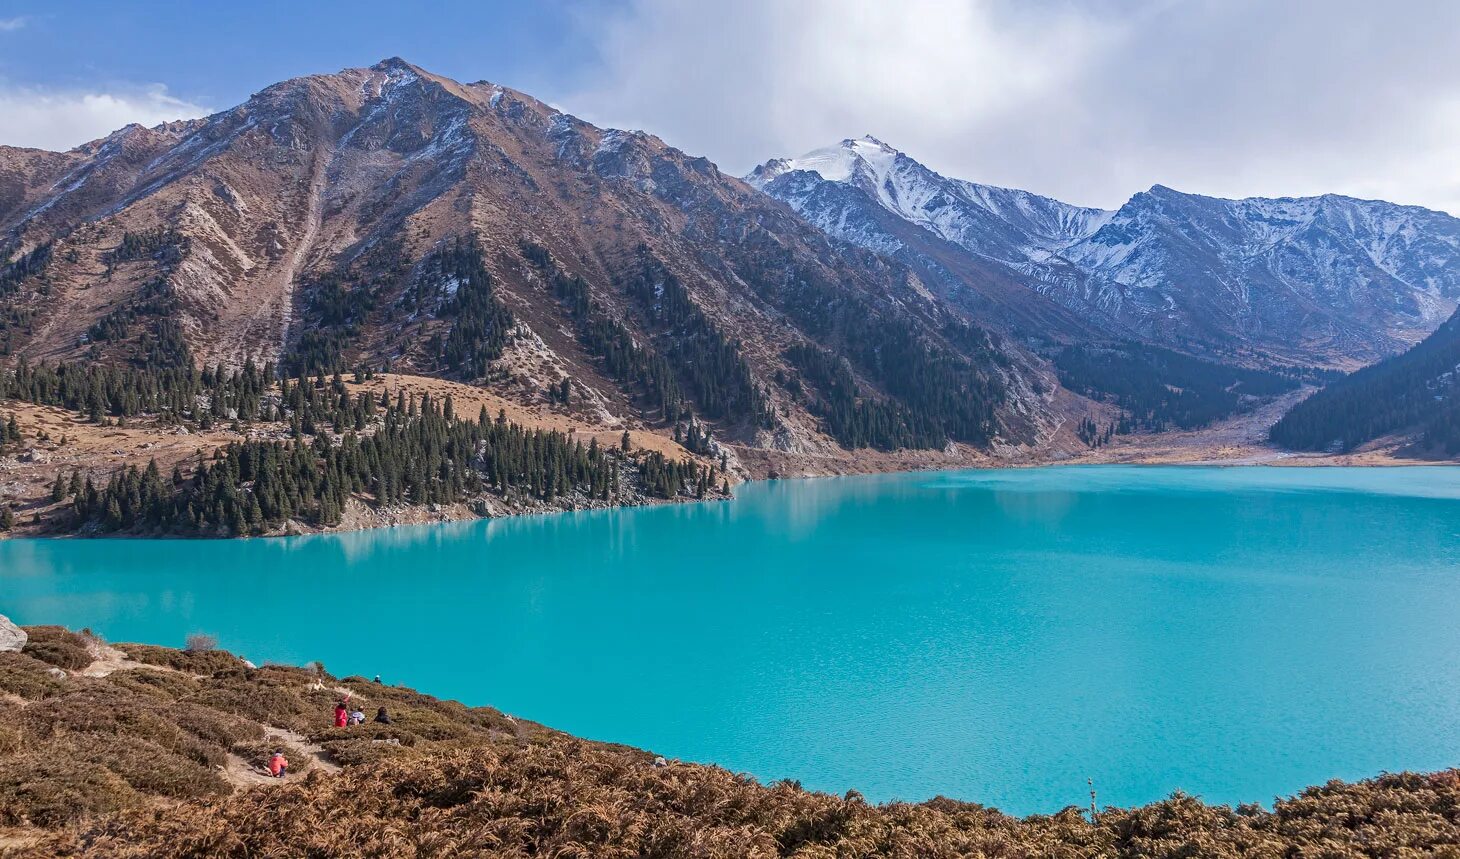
[0,83,209,151]
[0,17,26,32]
[565,0,1460,214]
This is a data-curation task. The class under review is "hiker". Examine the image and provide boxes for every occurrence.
[374,707,391,724]
[334,701,348,728]
[349,706,366,726]
[373,674,381,684]
[268,751,288,779]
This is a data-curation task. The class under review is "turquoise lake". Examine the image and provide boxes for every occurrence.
[4,465,1460,814]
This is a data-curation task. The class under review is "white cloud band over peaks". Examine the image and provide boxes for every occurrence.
[0,83,209,152]
[566,0,1460,215]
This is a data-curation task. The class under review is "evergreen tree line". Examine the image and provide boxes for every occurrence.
[284,234,510,382]
[674,416,716,455]
[622,252,770,426]
[0,305,38,357]
[106,228,187,268]
[783,344,949,450]
[87,275,177,345]
[0,242,53,299]
[0,410,20,445]
[0,242,49,355]
[285,237,410,377]
[1270,308,1460,454]
[1075,415,1115,448]
[88,229,193,369]
[59,393,663,536]
[1,359,279,426]
[425,235,514,380]
[5,358,715,534]
[731,241,1002,447]
[1055,343,1300,433]
[522,241,686,423]
[638,449,723,500]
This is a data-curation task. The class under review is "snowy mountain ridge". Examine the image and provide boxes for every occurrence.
[747,135,1112,264]
[749,137,1460,367]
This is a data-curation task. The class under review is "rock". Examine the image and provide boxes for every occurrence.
[47,667,67,680]
[0,615,26,653]
[19,448,49,463]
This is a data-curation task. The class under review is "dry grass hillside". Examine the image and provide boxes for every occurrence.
[1,627,1458,858]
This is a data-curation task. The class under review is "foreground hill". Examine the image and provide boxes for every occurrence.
[2,624,1458,858]
[750,137,1460,367]
[1271,307,1460,456]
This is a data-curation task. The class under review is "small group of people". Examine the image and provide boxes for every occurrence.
[333,699,391,728]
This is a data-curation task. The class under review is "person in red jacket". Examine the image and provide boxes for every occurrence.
[334,700,348,728]
[268,751,288,778]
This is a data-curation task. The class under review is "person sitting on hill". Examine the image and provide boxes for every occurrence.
[334,701,349,728]
[268,751,288,779]
[349,706,366,726]
[374,707,391,724]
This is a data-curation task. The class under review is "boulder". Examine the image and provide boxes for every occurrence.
[0,615,27,653]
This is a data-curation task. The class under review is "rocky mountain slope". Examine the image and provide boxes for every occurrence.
[750,137,1460,367]
[0,60,1058,480]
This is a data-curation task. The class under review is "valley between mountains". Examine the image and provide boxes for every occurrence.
[2,58,1458,538]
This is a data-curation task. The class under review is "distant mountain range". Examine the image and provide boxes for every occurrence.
[749,136,1460,367]
[4,60,1460,471]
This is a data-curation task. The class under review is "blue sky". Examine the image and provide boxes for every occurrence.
[2,0,1458,214]
[0,1,601,109]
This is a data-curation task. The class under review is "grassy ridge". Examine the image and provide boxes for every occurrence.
[2,628,1458,857]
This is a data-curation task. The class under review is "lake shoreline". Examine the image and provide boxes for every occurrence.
[4,437,1452,541]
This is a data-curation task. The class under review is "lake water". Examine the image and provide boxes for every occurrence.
[4,465,1460,814]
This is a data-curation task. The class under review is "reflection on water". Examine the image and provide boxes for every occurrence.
[2,465,1460,814]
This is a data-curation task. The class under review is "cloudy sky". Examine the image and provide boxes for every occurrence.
[2,0,1457,213]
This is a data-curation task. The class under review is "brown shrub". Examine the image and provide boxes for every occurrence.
[0,755,140,828]
[316,737,411,767]
[103,667,200,701]
[21,625,93,671]
[51,733,230,803]
[115,643,243,674]
[0,651,68,700]
[170,701,263,750]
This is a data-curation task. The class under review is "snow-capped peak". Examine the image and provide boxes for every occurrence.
[748,136,1111,264]
[746,135,898,189]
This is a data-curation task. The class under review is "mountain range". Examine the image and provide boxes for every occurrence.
[4,59,1460,480]
[0,59,1052,471]
[750,136,1460,368]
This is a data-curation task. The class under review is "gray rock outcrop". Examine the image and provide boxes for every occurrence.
[0,614,27,653]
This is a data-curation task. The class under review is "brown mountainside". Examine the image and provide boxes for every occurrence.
[0,58,1058,467]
